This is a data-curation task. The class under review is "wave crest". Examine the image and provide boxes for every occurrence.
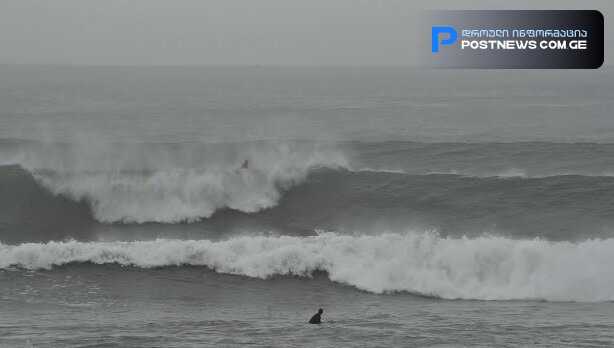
[34,168,295,223]
[13,142,349,223]
[3,232,614,302]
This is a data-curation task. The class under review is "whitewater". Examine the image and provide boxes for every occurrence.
[3,140,349,223]
[3,232,613,302]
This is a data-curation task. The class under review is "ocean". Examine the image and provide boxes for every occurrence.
[1,65,614,347]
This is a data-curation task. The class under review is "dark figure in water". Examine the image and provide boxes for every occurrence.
[241,159,249,169]
[309,308,323,324]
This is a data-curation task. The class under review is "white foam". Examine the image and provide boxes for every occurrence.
[33,168,290,223]
[2,232,614,302]
[19,142,348,223]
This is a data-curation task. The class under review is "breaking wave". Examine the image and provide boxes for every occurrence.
[2,232,614,302]
[1,141,349,223]
[32,166,311,223]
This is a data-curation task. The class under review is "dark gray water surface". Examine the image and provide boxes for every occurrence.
[1,66,614,347]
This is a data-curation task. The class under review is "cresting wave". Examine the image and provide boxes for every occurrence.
[33,167,307,223]
[3,163,614,231]
[2,141,349,223]
[2,232,614,302]
[3,140,614,228]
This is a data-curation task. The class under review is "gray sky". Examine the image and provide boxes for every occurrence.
[0,0,610,66]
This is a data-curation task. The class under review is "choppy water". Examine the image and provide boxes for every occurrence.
[1,66,613,347]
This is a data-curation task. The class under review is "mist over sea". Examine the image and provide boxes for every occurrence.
[1,66,613,347]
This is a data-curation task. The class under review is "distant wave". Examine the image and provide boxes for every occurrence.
[3,139,614,227]
[356,167,614,179]
[2,232,614,302]
[2,164,614,226]
[424,168,529,178]
[33,167,309,223]
[0,141,349,223]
